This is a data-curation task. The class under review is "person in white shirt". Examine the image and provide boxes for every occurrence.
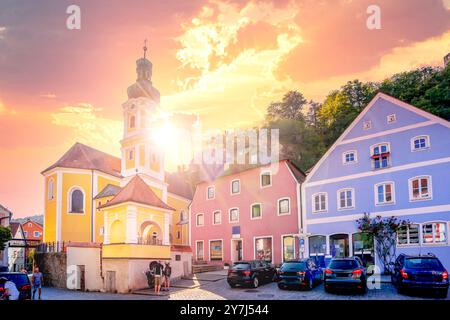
[0,277,20,300]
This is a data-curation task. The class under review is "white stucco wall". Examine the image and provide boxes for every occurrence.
[66,245,103,291]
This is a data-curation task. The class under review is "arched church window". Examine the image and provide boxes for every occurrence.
[48,179,54,200]
[69,188,84,213]
[129,115,136,128]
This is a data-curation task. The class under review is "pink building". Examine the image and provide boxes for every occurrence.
[190,160,305,266]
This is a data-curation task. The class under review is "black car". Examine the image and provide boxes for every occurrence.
[391,254,449,298]
[324,257,367,294]
[227,260,275,288]
[277,259,322,290]
[0,266,8,272]
[0,272,32,300]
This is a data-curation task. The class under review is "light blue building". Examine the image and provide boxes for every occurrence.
[301,93,450,270]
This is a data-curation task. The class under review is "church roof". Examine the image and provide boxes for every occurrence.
[100,175,175,211]
[165,172,194,200]
[42,142,122,177]
[94,184,122,200]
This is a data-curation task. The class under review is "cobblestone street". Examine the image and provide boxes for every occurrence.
[41,276,449,300]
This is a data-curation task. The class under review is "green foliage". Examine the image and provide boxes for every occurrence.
[264,66,449,172]
[0,226,12,250]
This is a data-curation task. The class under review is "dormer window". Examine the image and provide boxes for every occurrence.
[371,143,390,169]
[207,186,215,200]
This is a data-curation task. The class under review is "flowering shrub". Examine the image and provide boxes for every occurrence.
[356,213,409,274]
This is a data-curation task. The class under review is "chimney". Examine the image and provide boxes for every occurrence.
[445,53,450,67]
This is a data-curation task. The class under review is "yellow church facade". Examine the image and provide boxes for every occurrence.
[41,48,192,257]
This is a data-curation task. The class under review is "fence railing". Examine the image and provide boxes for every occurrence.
[137,237,164,246]
[35,241,67,253]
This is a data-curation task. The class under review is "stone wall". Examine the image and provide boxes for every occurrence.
[34,252,67,288]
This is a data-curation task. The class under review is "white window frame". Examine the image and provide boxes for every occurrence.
[208,239,224,261]
[260,171,272,188]
[195,213,205,227]
[277,197,291,216]
[410,135,430,152]
[67,186,86,214]
[374,181,396,206]
[253,235,274,262]
[421,221,447,245]
[312,192,328,213]
[370,142,391,170]
[33,231,40,237]
[212,210,222,225]
[337,188,355,210]
[342,150,358,165]
[408,175,432,201]
[250,203,262,220]
[230,179,240,195]
[206,185,215,200]
[229,207,239,223]
[47,178,55,200]
[397,223,420,247]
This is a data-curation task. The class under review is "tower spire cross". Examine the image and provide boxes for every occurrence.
[143,38,148,59]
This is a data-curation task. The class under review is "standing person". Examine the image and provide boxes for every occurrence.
[153,260,163,294]
[20,267,27,274]
[0,277,20,300]
[164,262,172,291]
[32,267,44,300]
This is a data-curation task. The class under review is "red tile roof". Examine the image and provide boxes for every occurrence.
[41,142,122,177]
[9,222,21,237]
[100,175,175,211]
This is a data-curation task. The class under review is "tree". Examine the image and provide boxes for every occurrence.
[356,213,409,274]
[267,90,309,122]
[0,226,12,250]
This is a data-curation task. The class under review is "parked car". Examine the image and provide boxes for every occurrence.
[0,272,32,300]
[227,260,276,288]
[391,253,449,298]
[0,266,8,272]
[277,259,322,290]
[324,257,367,294]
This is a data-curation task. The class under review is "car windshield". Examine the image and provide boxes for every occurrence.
[405,258,442,269]
[329,260,358,269]
[232,263,251,270]
[281,262,307,271]
[0,274,29,286]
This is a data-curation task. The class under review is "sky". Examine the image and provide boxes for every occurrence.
[0,0,449,218]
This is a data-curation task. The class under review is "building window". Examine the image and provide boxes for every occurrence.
[342,151,357,164]
[47,179,54,200]
[411,135,430,151]
[260,172,271,187]
[33,231,40,237]
[387,114,396,123]
[129,115,136,128]
[397,224,419,245]
[196,241,204,261]
[422,222,447,244]
[312,193,327,213]
[255,237,272,262]
[176,231,181,239]
[375,182,395,205]
[207,186,215,199]
[196,213,204,227]
[231,179,240,194]
[278,198,290,215]
[282,235,295,262]
[180,210,186,222]
[128,149,134,160]
[69,188,84,213]
[229,208,239,223]
[371,143,390,169]
[363,120,372,130]
[338,189,354,210]
[251,203,262,219]
[99,226,104,236]
[24,231,28,238]
[409,176,432,201]
[210,240,223,261]
[213,211,221,225]
[309,235,326,256]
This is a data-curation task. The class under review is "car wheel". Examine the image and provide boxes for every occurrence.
[252,277,259,288]
[277,283,285,290]
[229,283,236,288]
[324,286,332,293]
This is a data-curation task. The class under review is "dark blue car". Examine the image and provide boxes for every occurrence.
[391,254,449,298]
[277,259,322,290]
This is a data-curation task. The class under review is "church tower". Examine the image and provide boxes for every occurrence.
[120,42,167,197]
